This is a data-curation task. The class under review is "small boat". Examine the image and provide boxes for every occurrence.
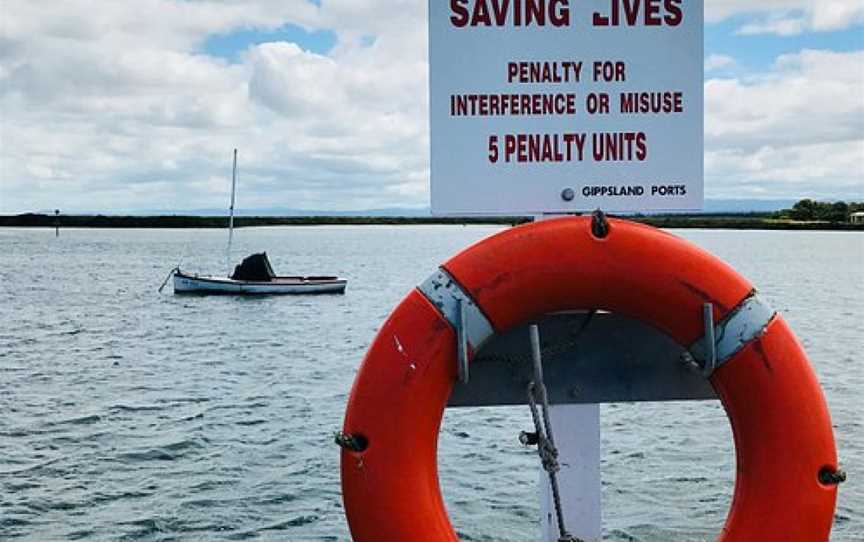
[161,149,347,295]
[172,252,347,295]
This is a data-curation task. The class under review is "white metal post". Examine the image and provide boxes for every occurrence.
[541,404,602,541]
[534,215,602,542]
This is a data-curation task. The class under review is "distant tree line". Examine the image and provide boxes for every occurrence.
[776,199,864,223]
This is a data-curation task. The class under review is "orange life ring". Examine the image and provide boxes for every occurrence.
[340,216,839,541]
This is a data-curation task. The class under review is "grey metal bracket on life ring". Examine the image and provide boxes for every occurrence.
[448,311,719,407]
[688,293,776,376]
[445,293,775,407]
[421,267,776,407]
[419,268,495,384]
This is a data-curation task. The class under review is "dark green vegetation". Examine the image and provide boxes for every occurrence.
[3,199,862,231]
[774,199,864,223]
[632,215,861,231]
[0,213,526,228]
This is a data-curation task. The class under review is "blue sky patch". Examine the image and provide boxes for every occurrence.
[706,16,864,73]
[202,23,337,61]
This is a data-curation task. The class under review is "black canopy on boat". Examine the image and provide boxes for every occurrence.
[231,252,276,281]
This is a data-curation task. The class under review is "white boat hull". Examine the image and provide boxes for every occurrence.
[173,272,346,295]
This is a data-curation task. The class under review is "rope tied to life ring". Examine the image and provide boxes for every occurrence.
[520,325,585,542]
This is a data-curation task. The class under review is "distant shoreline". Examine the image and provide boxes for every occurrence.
[1,213,862,231]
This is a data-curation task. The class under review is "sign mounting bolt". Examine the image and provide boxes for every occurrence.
[561,188,575,202]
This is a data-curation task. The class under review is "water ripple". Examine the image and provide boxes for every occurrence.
[0,226,861,540]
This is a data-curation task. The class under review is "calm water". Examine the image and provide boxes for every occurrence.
[1,225,861,541]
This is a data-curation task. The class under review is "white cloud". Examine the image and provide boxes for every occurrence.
[737,16,808,36]
[705,50,864,199]
[1,1,862,213]
[0,0,430,213]
[809,0,864,30]
[705,54,736,72]
[705,0,864,33]
[707,0,864,34]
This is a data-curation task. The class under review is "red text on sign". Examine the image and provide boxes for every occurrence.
[593,0,683,26]
[592,132,648,161]
[488,133,587,163]
[508,61,583,83]
[450,0,571,27]
[619,91,683,114]
[593,61,626,82]
[451,93,577,116]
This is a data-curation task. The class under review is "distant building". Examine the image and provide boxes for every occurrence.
[851,212,864,225]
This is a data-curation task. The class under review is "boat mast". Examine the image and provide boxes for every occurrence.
[227,148,238,275]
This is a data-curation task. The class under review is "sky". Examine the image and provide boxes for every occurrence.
[0,0,862,214]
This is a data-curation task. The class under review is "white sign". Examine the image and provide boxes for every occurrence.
[429,0,704,215]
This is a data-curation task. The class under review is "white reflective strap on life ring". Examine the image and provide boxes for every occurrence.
[689,292,777,375]
[418,268,495,352]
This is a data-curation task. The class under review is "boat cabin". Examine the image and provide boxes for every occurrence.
[231,252,276,281]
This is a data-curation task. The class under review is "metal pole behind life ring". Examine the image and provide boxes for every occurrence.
[534,214,602,542]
